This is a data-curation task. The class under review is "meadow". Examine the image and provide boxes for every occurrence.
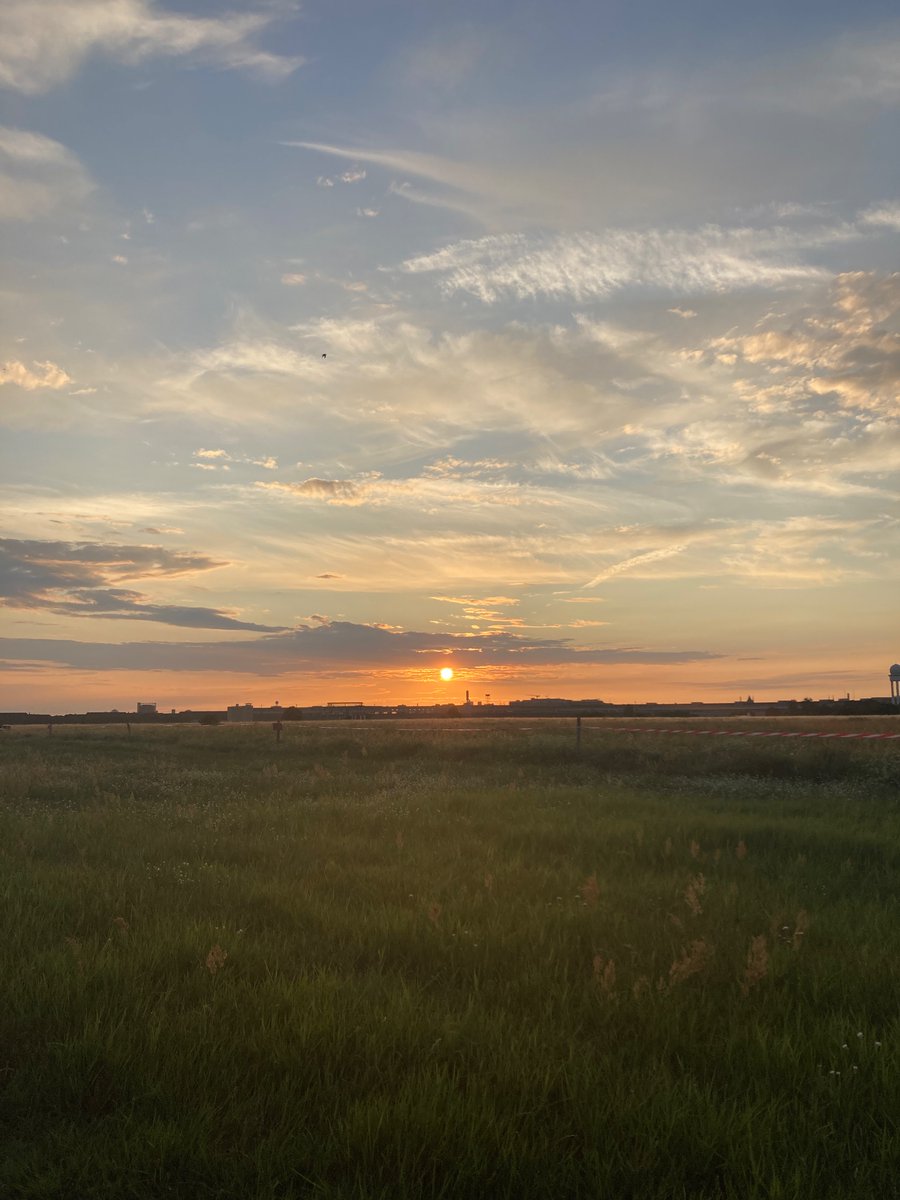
[2,717,900,1199]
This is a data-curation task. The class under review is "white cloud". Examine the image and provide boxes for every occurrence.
[0,360,71,390]
[705,272,900,416]
[858,202,900,231]
[0,0,302,94]
[401,225,835,303]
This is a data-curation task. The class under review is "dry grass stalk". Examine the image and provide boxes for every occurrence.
[483,871,494,892]
[684,873,706,917]
[581,872,600,908]
[427,902,442,926]
[206,944,228,975]
[395,831,404,850]
[668,939,713,987]
[663,837,673,858]
[690,840,701,860]
[592,954,616,996]
[736,839,748,860]
[741,934,769,995]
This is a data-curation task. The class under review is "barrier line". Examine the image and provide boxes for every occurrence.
[611,728,900,741]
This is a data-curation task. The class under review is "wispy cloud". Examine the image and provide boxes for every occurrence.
[0,125,93,220]
[0,0,302,94]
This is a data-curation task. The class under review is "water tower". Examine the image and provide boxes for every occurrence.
[891,664,900,706]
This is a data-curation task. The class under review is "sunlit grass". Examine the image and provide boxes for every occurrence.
[1,719,899,1198]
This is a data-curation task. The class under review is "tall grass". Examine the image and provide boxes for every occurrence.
[1,720,899,1198]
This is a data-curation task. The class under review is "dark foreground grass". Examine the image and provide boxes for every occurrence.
[2,719,900,1199]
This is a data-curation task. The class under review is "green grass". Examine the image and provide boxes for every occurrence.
[2,719,900,1198]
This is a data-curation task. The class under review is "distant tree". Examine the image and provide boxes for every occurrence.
[199,714,221,726]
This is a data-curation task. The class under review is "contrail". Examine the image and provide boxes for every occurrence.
[584,544,686,588]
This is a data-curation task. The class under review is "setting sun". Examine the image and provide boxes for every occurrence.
[439,667,454,682]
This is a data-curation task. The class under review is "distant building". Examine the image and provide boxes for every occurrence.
[226,702,284,722]
[136,702,157,715]
[890,665,900,707]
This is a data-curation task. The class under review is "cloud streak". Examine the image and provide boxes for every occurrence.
[584,545,688,588]
[0,537,285,632]
[0,620,721,676]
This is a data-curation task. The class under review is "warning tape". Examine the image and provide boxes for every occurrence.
[612,728,900,741]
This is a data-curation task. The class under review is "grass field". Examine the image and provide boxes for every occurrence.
[2,717,900,1199]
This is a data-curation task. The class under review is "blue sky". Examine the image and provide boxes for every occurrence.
[1,0,899,710]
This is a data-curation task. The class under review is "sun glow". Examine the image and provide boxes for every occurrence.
[440,667,454,681]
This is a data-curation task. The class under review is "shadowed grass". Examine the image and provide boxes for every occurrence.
[1,719,899,1198]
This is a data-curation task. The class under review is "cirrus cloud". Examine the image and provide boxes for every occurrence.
[0,0,302,94]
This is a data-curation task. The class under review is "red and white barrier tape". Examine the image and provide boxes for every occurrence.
[613,727,900,740]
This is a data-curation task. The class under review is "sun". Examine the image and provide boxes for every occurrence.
[439,667,454,682]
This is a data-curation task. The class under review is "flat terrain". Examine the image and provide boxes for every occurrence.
[2,718,900,1199]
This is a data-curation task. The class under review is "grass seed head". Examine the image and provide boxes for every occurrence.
[684,873,706,917]
[592,954,616,996]
[668,939,713,987]
[581,872,600,908]
[206,944,228,976]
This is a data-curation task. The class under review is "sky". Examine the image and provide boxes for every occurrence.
[1,0,899,712]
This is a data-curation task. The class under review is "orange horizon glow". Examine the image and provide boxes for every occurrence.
[2,650,895,714]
